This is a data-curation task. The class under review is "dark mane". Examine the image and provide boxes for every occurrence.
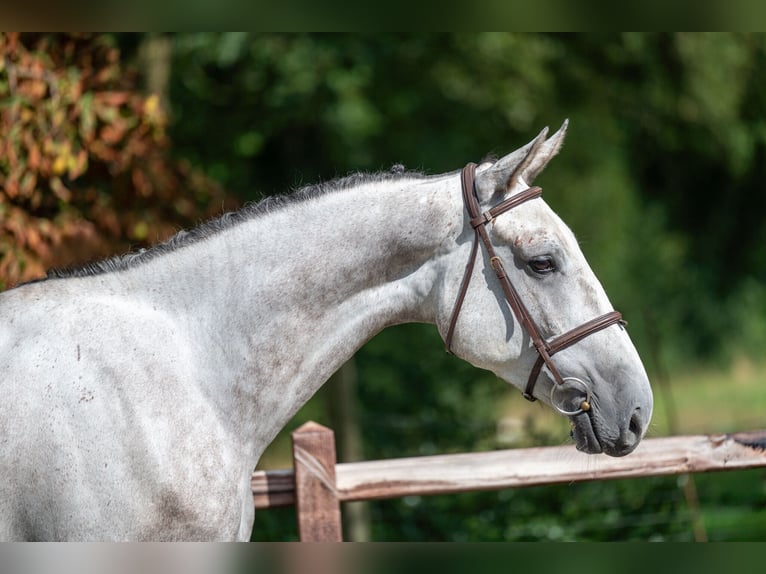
[43,167,426,280]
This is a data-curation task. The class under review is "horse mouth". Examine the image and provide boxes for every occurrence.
[570,413,603,454]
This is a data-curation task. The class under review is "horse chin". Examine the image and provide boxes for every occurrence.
[570,413,603,455]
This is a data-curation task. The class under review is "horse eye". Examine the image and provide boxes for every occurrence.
[528,256,556,275]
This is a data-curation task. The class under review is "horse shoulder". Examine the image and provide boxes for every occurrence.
[0,282,246,540]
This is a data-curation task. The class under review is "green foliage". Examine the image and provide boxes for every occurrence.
[169,34,561,193]
[355,325,503,458]
[364,476,694,542]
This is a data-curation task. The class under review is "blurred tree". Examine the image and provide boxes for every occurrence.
[168,33,561,194]
[0,32,231,289]
[555,33,766,359]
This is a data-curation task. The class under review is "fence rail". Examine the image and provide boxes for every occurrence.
[251,422,766,541]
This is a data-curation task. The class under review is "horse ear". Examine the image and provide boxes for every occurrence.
[475,120,568,202]
[521,119,568,184]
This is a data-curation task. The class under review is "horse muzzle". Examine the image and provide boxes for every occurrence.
[569,399,648,457]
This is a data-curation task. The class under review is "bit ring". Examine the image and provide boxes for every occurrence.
[551,377,592,416]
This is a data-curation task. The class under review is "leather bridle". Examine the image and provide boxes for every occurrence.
[445,163,626,412]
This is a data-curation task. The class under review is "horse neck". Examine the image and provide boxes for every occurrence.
[134,175,462,456]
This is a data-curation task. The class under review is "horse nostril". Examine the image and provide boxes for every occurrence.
[608,407,646,457]
[628,408,643,438]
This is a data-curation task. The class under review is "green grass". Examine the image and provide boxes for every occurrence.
[701,505,766,541]
[650,356,766,436]
[496,355,766,446]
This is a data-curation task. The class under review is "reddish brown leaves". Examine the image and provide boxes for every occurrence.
[0,33,232,289]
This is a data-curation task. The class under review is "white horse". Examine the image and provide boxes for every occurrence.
[0,122,652,540]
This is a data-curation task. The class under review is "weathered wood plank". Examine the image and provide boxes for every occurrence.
[252,468,295,509]
[252,430,766,509]
[291,421,343,541]
[335,430,766,501]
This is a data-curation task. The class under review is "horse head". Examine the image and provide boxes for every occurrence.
[439,121,653,457]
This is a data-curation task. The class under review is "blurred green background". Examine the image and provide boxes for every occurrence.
[3,33,766,541]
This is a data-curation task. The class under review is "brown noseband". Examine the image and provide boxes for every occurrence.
[445,163,625,407]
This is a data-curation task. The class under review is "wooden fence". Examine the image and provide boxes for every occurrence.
[251,421,766,541]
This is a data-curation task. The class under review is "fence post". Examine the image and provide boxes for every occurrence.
[291,421,343,541]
